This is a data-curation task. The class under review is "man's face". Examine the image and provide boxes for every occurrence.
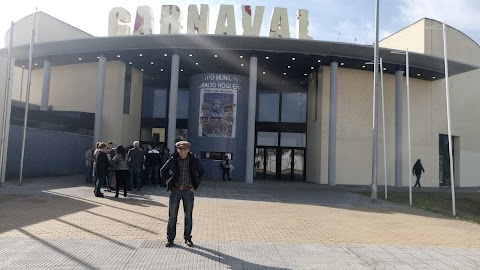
[177,147,189,159]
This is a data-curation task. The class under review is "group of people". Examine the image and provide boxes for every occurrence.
[85,140,205,248]
[84,140,171,198]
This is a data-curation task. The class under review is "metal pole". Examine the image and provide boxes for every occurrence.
[371,0,380,200]
[19,13,37,186]
[406,49,412,206]
[0,21,14,185]
[443,22,456,216]
[380,58,387,199]
[19,68,24,102]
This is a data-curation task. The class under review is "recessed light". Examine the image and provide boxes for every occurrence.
[292,57,296,61]
[97,56,99,59]
[160,69,164,72]
[265,56,269,60]
[78,57,82,60]
[240,55,243,58]
[417,73,421,76]
[117,55,120,58]
[311,66,314,70]
[181,69,184,72]
[262,71,266,74]
[300,82,304,84]
[34,63,38,66]
[214,54,218,58]
[241,64,244,66]
[139,53,143,57]
[383,67,386,71]
[151,62,154,65]
[432,76,436,79]
[287,65,291,69]
[129,62,132,65]
[283,72,287,75]
[189,54,193,57]
[340,63,344,66]
[21,65,25,68]
[196,62,199,65]
[362,65,366,68]
[141,69,144,72]
[317,59,321,63]
[304,73,307,76]
[164,53,168,57]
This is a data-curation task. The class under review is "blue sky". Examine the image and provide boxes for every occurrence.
[1,0,479,46]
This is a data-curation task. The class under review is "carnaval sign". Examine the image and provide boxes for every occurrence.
[108,4,312,39]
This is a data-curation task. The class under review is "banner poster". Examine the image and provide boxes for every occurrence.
[199,88,237,138]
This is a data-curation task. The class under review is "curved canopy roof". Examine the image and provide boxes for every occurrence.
[3,34,478,86]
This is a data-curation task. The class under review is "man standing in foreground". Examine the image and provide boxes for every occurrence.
[161,141,204,248]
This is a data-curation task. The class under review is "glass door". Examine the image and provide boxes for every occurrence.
[293,149,305,180]
[265,148,277,179]
[281,149,292,179]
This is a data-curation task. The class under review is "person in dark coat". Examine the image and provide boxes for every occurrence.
[94,143,110,197]
[412,159,425,189]
[161,141,204,248]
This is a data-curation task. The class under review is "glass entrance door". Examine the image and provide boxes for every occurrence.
[280,148,305,180]
[256,147,305,180]
[255,147,277,179]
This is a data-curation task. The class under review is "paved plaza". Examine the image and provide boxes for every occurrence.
[0,175,479,269]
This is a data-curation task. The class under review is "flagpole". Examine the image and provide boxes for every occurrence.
[19,10,37,186]
[0,22,14,185]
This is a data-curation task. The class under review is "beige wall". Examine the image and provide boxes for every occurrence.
[380,19,426,53]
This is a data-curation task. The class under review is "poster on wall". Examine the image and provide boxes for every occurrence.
[199,89,237,138]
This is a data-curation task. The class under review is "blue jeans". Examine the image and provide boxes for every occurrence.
[414,174,421,188]
[106,170,114,188]
[146,166,159,185]
[85,166,93,183]
[167,189,194,241]
[128,168,142,189]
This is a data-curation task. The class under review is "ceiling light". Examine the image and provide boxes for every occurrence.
[240,55,243,58]
[287,65,291,69]
[362,65,366,68]
[311,66,314,70]
[432,76,436,79]
[262,71,266,74]
[129,62,132,65]
[292,57,296,61]
[34,63,38,66]
[340,63,344,66]
[300,82,304,84]
[164,53,168,57]
[22,65,25,68]
[417,73,421,76]
[117,55,121,58]
[151,62,154,65]
[78,57,82,60]
[141,69,144,72]
[317,59,321,63]
[383,67,386,71]
[97,56,99,59]
[214,54,218,58]
[265,56,269,60]
[161,69,164,72]
[189,54,193,57]
[139,53,143,57]
[181,69,184,72]
[283,72,287,75]
[196,62,199,65]
[304,73,307,76]
[241,64,244,66]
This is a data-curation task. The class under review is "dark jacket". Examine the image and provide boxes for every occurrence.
[145,149,161,167]
[95,151,110,177]
[160,152,204,191]
[127,147,144,169]
[412,161,425,176]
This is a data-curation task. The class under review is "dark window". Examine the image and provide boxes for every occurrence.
[257,92,279,122]
[281,93,306,123]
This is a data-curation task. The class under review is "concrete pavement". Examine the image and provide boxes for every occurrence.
[0,175,479,269]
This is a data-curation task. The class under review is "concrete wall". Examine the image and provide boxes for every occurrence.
[5,126,92,179]
[4,12,93,47]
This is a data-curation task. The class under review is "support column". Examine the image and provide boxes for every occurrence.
[40,59,51,111]
[245,55,258,183]
[93,56,106,145]
[395,69,403,187]
[328,61,338,186]
[167,54,180,151]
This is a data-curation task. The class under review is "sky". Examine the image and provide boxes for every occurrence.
[1,0,479,47]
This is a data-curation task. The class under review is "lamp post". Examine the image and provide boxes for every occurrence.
[425,22,456,216]
[391,49,412,206]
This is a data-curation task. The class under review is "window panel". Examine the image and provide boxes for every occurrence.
[281,93,306,123]
[257,93,279,122]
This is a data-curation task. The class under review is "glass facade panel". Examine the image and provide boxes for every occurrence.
[281,93,306,123]
[257,132,278,146]
[177,90,189,119]
[257,92,279,122]
[153,89,167,118]
[280,132,306,147]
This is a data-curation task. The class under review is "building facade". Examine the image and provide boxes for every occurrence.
[1,11,479,187]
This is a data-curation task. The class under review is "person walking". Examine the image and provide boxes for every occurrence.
[161,141,204,248]
[221,156,232,181]
[111,145,129,198]
[412,159,425,189]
